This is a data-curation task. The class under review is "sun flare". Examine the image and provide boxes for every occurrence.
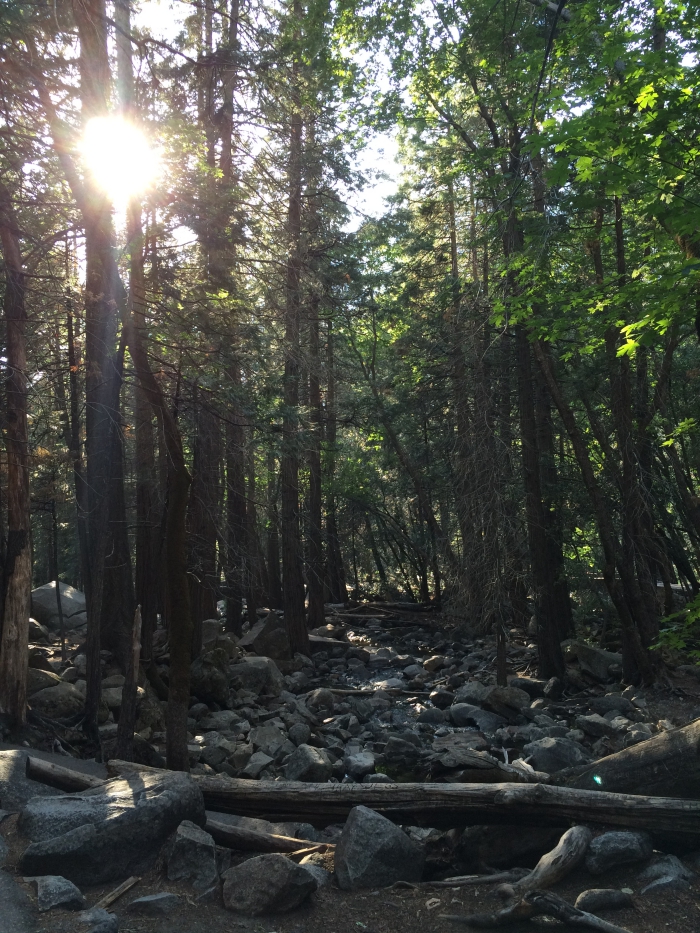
[81,116,160,207]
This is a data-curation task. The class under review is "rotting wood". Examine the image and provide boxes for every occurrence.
[524,891,634,933]
[94,875,140,909]
[495,824,591,902]
[29,758,700,838]
[25,756,107,791]
[206,817,334,854]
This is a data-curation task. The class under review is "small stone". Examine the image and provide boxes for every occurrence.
[363,772,392,783]
[128,893,182,915]
[423,656,446,672]
[575,713,619,738]
[222,853,317,914]
[167,819,218,890]
[429,689,455,709]
[543,677,564,699]
[449,703,506,732]
[335,805,425,890]
[284,744,332,782]
[86,917,119,933]
[575,889,633,912]
[29,875,86,911]
[241,750,273,778]
[288,722,311,746]
[299,861,332,887]
[585,832,652,875]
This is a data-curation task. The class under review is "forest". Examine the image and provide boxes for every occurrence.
[1,0,700,772]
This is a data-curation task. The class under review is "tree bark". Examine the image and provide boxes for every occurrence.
[280,0,308,653]
[0,181,31,728]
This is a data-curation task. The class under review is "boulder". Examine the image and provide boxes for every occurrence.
[241,751,273,778]
[249,723,289,758]
[166,820,218,890]
[288,722,312,746]
[230,656,284,695]
[29,618,50,643]
[344,751,375,781]
[190,648,230,707]
[27,668,61,696]
[198,709,243,732]
[523,736,591,772]
[222,853,317,914]
[575,713,621,738]
[585,831,653,875]
[334,805,425,890]
[306,687,335,714]
[238,612,291,661]
[29,875,86,912]
[284,744,332,782]
[638,854,695,894]
[31,581,87,629]
[29,682,84,719]
[575,889,633,912]
[18,772,205,885]
[574,643,623,682]
[128,893,182,916]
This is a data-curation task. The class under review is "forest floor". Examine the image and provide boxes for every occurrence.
[4,605,700,932]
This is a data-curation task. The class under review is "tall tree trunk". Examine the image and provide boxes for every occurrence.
[324,321,345,602]
[125,319,192,770]
[225,369,246,633]
[187,397,221,655]
[280,0,308,653]
[266,449,283,609]
[73,0,122,740]
[0,182,31,728]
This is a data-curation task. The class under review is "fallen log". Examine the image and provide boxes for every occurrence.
[194,774,700,836]
[560,719,700,798]
[205,817,334,854]
[28,758,700,838]
[25,755,106,792]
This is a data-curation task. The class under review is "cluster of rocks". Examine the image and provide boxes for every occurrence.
[9,768,700,928]
[17,591,695,796]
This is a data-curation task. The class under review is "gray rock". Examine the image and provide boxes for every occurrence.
[344,751,375,781]
[417,707,446,724]
[574,889,633,912]
[306,688,335,713]
[585,831,653,875]
[449,703,506,731]
[190,649,230,707]
[29,875,86,912]
[523,737,592,772]
[638,854,695,894]
[575,713,620,738]
[86,917,118,933]
[509,677,547,698]
[299,861,332,887]
[238,612,291,661]
[284,744,332,782]
[222,853,317,914]
[588,696,636,717]
[249,723,288,758]
[31,581,86,629]
[29,618,50,643]
[575,644,623,682]
[335,805,425,890]
[199,709,243,732]
[288,722,312,746]
[230,656,284,695]
[28,682,84,719]
[18,772,205,885]
[27,668,62,696]
[0,835,8,867]
[241,751,274,778]
[128,893,182,915]
[364,772,393,783]
[167,820,218,890]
